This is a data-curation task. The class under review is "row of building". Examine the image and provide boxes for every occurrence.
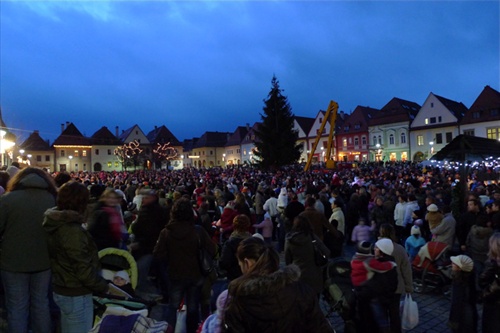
[1,85,499,172]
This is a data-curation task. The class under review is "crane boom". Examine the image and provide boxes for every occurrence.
[304,100,338,171]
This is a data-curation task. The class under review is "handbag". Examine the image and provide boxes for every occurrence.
[311,235,329,266]
[401,294,419,330]
[196,226,215,276]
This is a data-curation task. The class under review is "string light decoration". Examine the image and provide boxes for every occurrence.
[114,140,144,170]
[153,142,178,160]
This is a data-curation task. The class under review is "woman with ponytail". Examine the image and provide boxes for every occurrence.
[223,237,333,333]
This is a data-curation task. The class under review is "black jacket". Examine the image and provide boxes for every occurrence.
[224,265,333,333]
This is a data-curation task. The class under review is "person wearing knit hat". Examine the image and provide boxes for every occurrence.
[112,270,135,297]
[450,255,474,273]
[448,254,478,332]
[405,226,427,262]
[375,238,394,256]
[353,238,397,332]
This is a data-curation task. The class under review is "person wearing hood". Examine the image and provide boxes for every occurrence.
[220,214,252,281]
[285,215,330,295]
[465,215,494,291]
[154,198,216,333]
[0,167,57,333]
[43,181,110,333]
[223,237,333,333]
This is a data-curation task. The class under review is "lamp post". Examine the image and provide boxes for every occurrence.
[375,143,382,161]
[68,155,73,172]
[429,141,434,156]
[222,153,226,167]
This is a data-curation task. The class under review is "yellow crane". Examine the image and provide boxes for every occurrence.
[304,100,338,171]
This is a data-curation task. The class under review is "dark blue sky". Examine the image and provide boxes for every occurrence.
[1,1,499,144]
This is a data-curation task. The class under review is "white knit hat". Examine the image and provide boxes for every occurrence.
[375,238,394,256]
[411,225,421,235]
[427,204,438,212]
[450,255,474,272]
[113,270,130,284]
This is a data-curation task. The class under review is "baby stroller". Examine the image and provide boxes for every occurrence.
[322,257,357,333]
[412,241,452,294]
[91,248,168,332]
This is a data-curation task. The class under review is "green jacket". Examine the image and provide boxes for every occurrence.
[43,208,109,296]
[0,173,56,272]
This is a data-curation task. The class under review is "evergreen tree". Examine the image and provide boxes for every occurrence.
[254,76,302,168]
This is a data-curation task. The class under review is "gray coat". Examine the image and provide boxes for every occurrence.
[390,239,414,294]
[0,173,56,272]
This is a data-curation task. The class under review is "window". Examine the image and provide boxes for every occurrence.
[61,150,65,157]
[431,102,434,107]
[108,149,112,155]
[354,137,359,146]
[430,117,436,124]
[342,138,347,147]
[446,132,453,143]
[436,133,443,144]
[491,109,499,116]
[115,161,119,167]
[45,155,50,162]
[488,127,500,139]
[82,150,87,157]
[425,118,429,125]
[348,137,352,144]
[389,134,395,145]
[373,136,377,145]
[236,149,240,154]
[354,124,360,130]
[210,150,213,155]
[107,162,112,167]
[378,136,382,144]
[83,164,86,171]
[362,136,367,145]
[417,135,424,146]
[463,129,475,136]
[400,132,406,144]
[74,150,79,157]
[36,155,42,162]
[438,116,442,122]
[95,149,100,155]
[472,112,480,119]
[74,164,78,171]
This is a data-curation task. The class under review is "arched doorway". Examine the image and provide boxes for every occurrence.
[413,151,424,162]
[93,163,102,171]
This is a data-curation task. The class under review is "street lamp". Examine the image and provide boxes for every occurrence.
[429,141,434,155]
[68,155,73,172]
[375,143,382,161]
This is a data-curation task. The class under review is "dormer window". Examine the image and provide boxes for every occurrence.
[472,111,480,119]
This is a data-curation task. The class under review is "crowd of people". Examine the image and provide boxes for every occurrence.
[0,160,499,332]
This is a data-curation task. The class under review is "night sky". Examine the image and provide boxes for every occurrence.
[1,1,498,144]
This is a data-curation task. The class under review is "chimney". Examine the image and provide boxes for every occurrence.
[115,126,119,137]
[65,121,70,129]
[246,123,250,131]
[61,124,65,133]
